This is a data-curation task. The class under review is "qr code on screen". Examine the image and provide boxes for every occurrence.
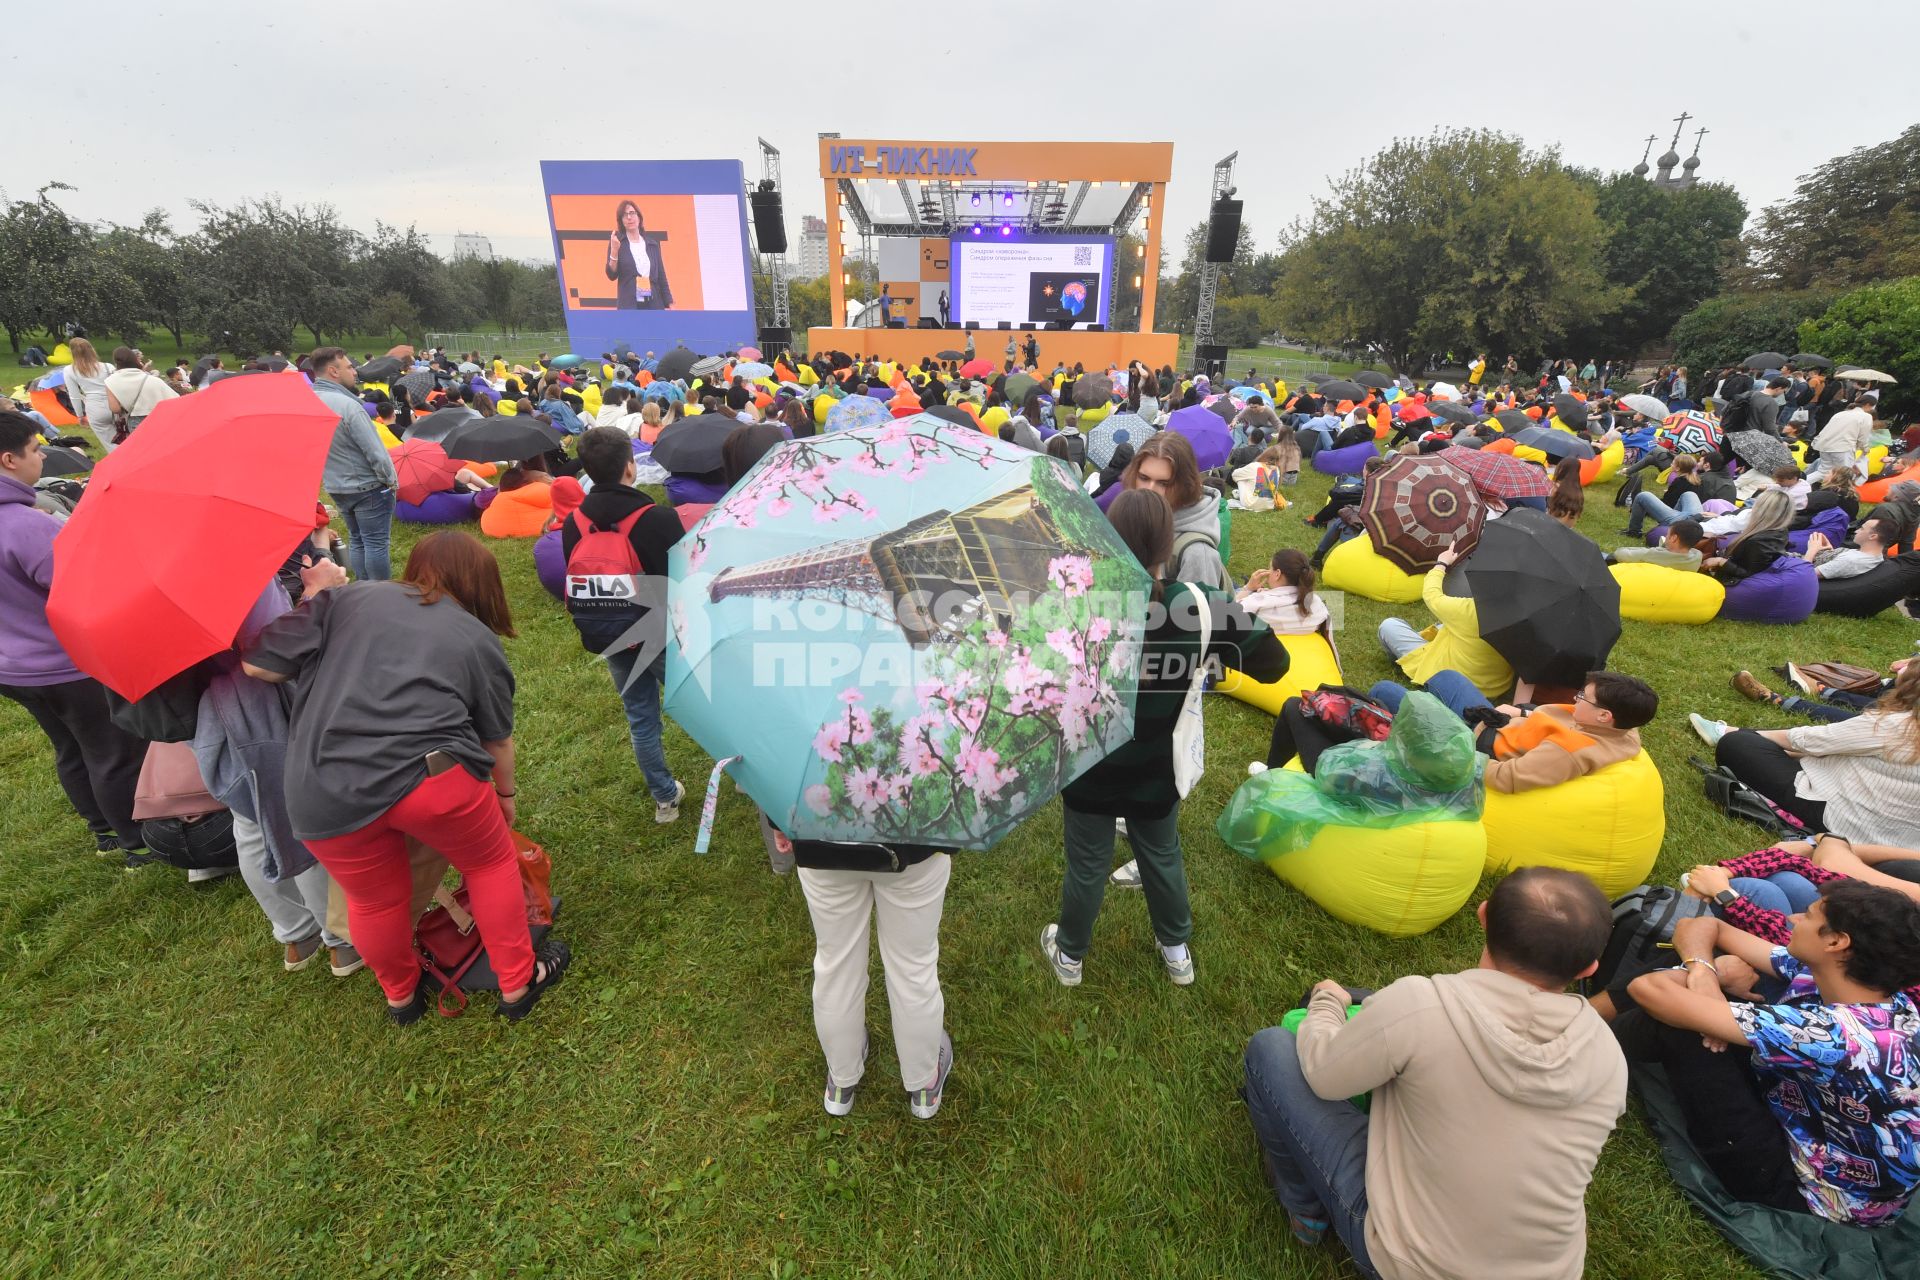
[1072,246,1092,266]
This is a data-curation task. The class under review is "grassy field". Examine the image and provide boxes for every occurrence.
[0,445,1909,1278]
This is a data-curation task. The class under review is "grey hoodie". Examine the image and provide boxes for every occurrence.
[1170,486,1229,590]
[1297,968,1627,1280]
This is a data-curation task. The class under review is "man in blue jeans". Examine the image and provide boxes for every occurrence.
[563,427,686,823]
[309,348,399,580]
[1242,868,1625,1279]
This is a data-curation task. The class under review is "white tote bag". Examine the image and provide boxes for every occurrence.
[1170,583,1213,799]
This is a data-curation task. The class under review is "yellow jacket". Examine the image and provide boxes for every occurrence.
[1396,567,1513,698]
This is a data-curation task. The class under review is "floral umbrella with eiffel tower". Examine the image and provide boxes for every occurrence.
[665,416,1152,849]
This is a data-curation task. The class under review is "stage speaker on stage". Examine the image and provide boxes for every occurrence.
[749,185,787,254]
[1205,198,1243,263]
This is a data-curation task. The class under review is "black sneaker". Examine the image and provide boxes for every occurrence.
[388,967,445,1026]
[496,940,573,1022]
[94,833,121,857]
[123,850,158,872]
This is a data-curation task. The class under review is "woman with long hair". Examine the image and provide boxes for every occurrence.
[1705,489,1795,583]
[1548,456,1585,527]
[1795,463,1860,530]
[1623,453,1705,537]
[605,199,673,311]
[1118,432,1228,589]
[243,531,569,1023]
[1043,489,1284,985]
[63,338,118,451]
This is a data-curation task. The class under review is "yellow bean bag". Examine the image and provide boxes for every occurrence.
[1609,562,1725,624]
[1218,632,1343,714]
[813,394,834,426]
[1481,751,1665,897]
[373,421,402,450]
[797,363,819,386]
[1321,535,1424,604]
[1078,401,1112,428]
[981,405,1010,433]
[1868,444,1888,477]
[1592,439,1625,483]
[1263,820,1486,938]
[1512,444,1548,465]
[579,383,602,418]
[49,343,72,366]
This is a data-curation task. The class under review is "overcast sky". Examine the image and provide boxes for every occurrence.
[12,0,1916,267]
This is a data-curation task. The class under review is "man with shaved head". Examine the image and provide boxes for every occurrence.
[1242,867,1627,1279]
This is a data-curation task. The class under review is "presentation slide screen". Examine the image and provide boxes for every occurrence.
[952,236,1112,329]
[539,159,757,353]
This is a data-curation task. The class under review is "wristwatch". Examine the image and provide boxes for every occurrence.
[1713,888,1741,907]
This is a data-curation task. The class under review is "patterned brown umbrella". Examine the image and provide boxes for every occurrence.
[1359,454,1487,573]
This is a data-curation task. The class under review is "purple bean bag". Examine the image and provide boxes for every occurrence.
[1700,498,1737,515]
[1816,551,1920,618]
[665,474,728,506]
[395,490,480,524]
[1786,506,1849,554]
[1310,440,1378,477]
[534,528,566,601]
[1094,481,1120,512]
[1718,555,1819,624]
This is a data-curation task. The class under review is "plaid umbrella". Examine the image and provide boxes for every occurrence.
[1658,410,1722,457]
[394,369,436,406]
[1359,454,1487,573]
[1087,412,1151,468]
[1437,446,1552,501]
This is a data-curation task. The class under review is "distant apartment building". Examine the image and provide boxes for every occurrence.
[795,216,828,279]
[452,233,493,261]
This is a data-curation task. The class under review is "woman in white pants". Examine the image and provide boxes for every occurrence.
[770,826,954,1120]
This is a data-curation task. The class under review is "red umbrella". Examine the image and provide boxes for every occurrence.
[47,376,339,701]
[1359,454,1487,573]
[959,358,994,378]
[1437,445,1552,501]
[388,439,462,505]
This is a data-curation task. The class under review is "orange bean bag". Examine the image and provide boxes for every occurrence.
[30,387,78,427]
[454,460,499,480]
[1483,437,1517,455]
[1858,470,1910,504]
[478,481,553,538]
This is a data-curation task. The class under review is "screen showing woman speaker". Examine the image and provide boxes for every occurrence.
[546,193,752,312]
[950,236,1114,329]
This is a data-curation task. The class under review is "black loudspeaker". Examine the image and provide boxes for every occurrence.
[964,321,979,330]
[1089,323,1107,332]
[1195,342,1229,376]
[757,325,791,352]
[997,321,1012,330]
[749,188,788,254]
[1204,198,1243,263]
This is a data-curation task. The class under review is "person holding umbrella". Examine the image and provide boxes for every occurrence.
[1043,489,1287,988]
[242,532,571,1023]
[310,347,400,581]
[1376,542,1513,701]
[0,410,152,867]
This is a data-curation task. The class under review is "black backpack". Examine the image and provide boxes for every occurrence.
[1585,885,1714,995]
[1717,391,1753,436]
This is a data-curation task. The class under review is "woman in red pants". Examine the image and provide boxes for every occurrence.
[244,531,569,1023]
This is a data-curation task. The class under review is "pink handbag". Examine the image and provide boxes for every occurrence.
[132,741,226,821]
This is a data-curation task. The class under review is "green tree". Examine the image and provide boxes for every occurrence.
[1563,173,1748,358]
[0,184,125,351]
[1271,129,1623,373]
[187,198,365,351]
[1745,124,1920,290]
[1212,295,1276,348]
[1667,289,1838,380]
[102,210,194,347]
[356,223,455,329]
[1797,276,1920,414]
[787,275,831,338]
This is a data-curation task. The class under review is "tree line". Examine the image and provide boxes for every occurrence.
[0,188,564,356]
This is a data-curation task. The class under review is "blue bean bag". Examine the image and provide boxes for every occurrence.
[1815,551,1920,617]
[534,527,566,600]
[395,490,480,524]
[1719,555,1818,624]
[1786,506,1848,555]
[666,474,727,506]
[1310,440,1378,478]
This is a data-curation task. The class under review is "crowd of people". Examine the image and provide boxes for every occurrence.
[5,330,1919,1278]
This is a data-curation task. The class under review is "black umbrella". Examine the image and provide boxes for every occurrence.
[38,445,94,477]
[1353,370,1393,390]
[936,349,966,361]
[613,341,634,362]
[1727,429,1793,473]
[923,405,975,429]
[1455,506,1620,687]
[253,356,291,372]
[1551,392,1588,429]
[1429,401,1476,425]
[1315,379,1365,403]
[651,419,733,474]
[438,416,562,462]
[1788,353,1832,370]
[654,348,698,382]
[829,352,853,370]
[405,407,475,443]
[394,369,437,406]
[358,356,403,383]
[1743,351,1788,371]
[1491,409,1534,433]
[1719,372,1754,402]
[1512,426,1595,461]
[1071,373,1112,408]
[1205,397,1238,422]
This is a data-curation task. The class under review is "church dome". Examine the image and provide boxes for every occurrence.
[1656,149,1681,169]
[1633,161,1650,177]
[1682,153,1701,171]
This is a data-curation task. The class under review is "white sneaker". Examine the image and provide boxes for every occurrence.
[1247,761,1270,777]
[1158,941,1195,986]
[187,865,240,884]
[1109,857,1143,889]
[654,779,686,824]
[1040,923,1083,987]
[1784,663,1818,696]
[1688,713,1729,747]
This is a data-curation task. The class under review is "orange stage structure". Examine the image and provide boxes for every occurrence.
[807,138,1179,370]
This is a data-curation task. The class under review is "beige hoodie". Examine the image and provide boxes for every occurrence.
[1298,968,1627,1280]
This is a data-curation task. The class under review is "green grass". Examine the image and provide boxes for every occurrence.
[1,455,1908,1278]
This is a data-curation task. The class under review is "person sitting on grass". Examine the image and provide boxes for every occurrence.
[1680,834,1920,946]
[1732,658,1905,725]
[1621,452,1705,538]
[1235,548,1328,635]
[1611,518,1705,571]
[1600,881,1920,1226]
[1243,867,1625,1280]
[1692,660,1920,848]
